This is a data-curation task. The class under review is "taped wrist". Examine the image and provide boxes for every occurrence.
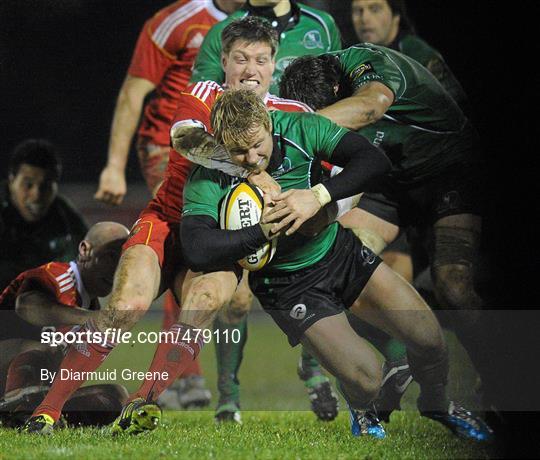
[311,183,331,207]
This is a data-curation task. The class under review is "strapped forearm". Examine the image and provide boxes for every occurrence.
[181,215,268,272]
[170,123,250,178]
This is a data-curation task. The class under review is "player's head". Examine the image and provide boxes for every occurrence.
[351,0,414,45]
[77,222,129,298]
[280,54,350,110]
[7,139,62,223]
[211,89,273,174]
[222,16,278,98]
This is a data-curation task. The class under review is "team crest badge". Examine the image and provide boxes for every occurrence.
[290,304,307,320]
[303,30,324,50]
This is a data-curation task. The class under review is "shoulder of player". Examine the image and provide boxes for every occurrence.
[185,80,223,100]
[297,3,338,28]
[266,94,313,112]
[398,34,443,66]
[18,262,74,295]
[147,0,226,49]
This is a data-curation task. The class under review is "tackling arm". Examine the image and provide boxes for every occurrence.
[318,81,394,130]
[15,290,95,327]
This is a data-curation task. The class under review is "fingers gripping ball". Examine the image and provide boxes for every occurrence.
[220,183,277,271]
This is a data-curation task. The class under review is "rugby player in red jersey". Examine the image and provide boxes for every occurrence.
[0,222,129,431]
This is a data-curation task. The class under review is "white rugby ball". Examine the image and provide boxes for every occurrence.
[220,182,277,271]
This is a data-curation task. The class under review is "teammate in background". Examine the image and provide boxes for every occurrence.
[94,0,245,409]
[191,0,342,95]
[22,17,333,435]
[190,0,342,421]
[176,89,491,441]
[279,46,491,416]
[0,222,129,431]
[351,0,468,110]
[344,0,473,420]
[0,139,88,388]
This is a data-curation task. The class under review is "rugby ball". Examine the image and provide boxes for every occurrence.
[220,182,277,271]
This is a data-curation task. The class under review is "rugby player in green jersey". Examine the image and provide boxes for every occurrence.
[279,44,490,418]
[178,89,492,441]
[190,0,342,95]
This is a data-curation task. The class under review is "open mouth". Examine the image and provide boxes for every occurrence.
[240,79,260,88]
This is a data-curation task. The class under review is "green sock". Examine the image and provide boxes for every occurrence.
[379,337,407,362]
[300,347,328,388]
[214,315,247,407]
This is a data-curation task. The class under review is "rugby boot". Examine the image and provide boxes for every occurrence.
[214,401,242,424]
[374,358,413,422]
[348,403,386,439]
[21,414,55,435]
[177,375,212,409]
[421,401,493,442]
[297,355,339,421]
[111,398,161,435]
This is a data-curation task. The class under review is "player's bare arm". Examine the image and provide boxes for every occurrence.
[318,81,394,130]
[15,290,96,327]
[95,76,155,205]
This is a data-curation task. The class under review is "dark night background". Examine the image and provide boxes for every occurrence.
[0,0,538,454]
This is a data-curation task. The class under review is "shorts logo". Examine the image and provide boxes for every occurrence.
[303,30,324,50]
[290,304,307,320]
[360,245,377,265]
[350,62,374,80]
[437,191,461,212]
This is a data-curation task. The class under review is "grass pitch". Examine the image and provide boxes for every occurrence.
[0,310,491,459]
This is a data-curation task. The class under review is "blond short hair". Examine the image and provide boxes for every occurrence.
[211,89,272,151]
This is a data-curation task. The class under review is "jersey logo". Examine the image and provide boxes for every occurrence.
[350,62,375,80]
[186,32,204,49]
[303,30,324,50]
[290,303,307,320]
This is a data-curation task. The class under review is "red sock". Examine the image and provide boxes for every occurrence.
[32,324,115,421]
[183,355,202,377]
[5,350,53,394]
[162,290,180,330]
[131,323,204,402]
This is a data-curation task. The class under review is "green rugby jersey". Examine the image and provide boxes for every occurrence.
[190,2,341,95]
[182,110,348,272]
[391,34,468,110]
[333,44,479,185]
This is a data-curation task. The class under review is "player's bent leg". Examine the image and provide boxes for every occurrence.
[352,263,492,441]
[300,314,385,438]
[214,271,252,423]
[431,213,494,402]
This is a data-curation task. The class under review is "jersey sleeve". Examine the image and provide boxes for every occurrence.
[171,85,214,132]
[299,113,349,161]
[338,47,404,99]
[128,19,175,85]
[189,23,225,84]
[182,167,228,221]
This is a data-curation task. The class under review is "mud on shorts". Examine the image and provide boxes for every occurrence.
[250,227,382,346]
[122,211,184,292]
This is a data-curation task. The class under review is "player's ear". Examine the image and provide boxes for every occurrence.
[78,240,93,263]
[221,52,228,72]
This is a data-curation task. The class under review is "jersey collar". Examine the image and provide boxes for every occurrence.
[245,1,300,34]
[69,261,91,309]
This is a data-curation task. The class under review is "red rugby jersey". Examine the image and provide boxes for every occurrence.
[128,0,227,146]
[0,261,97,314]
[144,80,312,223]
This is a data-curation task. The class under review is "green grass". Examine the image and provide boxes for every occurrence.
[0,309,491,459]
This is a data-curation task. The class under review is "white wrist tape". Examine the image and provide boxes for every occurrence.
[311,183,332,207]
